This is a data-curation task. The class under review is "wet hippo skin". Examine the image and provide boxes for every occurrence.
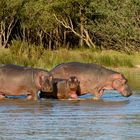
[49,62,133,99]
[0,64,53,100]
[40,76,80,99]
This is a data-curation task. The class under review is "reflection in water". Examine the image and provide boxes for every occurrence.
[0,69,140,140]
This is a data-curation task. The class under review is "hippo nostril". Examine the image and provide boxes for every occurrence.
[48,86,53,92]
[127,92,133,97]
[50,88,53,92]
[123,91,133,97]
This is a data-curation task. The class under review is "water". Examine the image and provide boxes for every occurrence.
[0,69,140,140]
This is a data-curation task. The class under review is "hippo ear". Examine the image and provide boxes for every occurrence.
[42,75,46,81]
[74,77,77,82]
[68,78,72,82]
[39,75,53,85]
[112,74,127,83]
[39,75,46,86]
[49,75,53,81]
[112,73,123,79]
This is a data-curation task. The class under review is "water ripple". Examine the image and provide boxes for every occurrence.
[0,93,140,140]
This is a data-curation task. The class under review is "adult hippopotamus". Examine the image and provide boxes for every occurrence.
[0,64,53,100]
[49,62,132,99]
[40,76,80,99]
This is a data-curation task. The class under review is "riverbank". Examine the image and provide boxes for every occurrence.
[0,41,140,70]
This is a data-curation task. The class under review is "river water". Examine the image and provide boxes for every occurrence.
[0,69,140,140]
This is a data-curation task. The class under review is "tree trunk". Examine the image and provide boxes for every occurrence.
[84,29,96,48]
[54,14,96,49]
[37,30,43,45]
[0,19,17,48]
[48,32,52,50]
[63,30,67,47]
[79,6,84,47]
[0,35,2,48]
[0,21,3,48]
[55,27,60,49]
[22,26,26,41]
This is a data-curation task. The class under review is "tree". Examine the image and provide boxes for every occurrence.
[19,0,58,48]
[0,0,25,48]
[51,0,97,48]
[1,0,139,51]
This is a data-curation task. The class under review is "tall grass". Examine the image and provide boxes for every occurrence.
[0,40,139,70]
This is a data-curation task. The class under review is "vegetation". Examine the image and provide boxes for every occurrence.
[0,0,140,52]
[0,0,140,69]
[0,40,139,70]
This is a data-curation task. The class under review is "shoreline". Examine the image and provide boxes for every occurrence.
[0,47,140,70]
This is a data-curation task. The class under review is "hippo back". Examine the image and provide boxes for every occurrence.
[50,62,117,81]
[0,64,51,97]
[0,65,35,91]
[50,62,119,94]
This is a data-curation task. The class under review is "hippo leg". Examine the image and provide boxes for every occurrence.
[68,91,78,99]
[27,95,38,100]
[27,94,33,100]
[92,89,104,100]
[27,92,38,100]
[0,93,6,100]
[25,90,38,100]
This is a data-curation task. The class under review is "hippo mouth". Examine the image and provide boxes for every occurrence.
[42,86,53,92]
[115,84,133,97]
[70,88,78,91]
[121,88,133,97]
[121,91,133,97]
[69,93,78,99]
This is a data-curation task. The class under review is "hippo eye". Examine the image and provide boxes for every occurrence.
[120,83,124,86]
[119,82,125,87]
[74,78,78,82]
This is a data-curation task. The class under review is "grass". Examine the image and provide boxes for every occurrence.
[0,40,140,70]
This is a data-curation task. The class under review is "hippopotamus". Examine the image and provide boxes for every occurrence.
[56,76,80,99]
[40,76,80,99]
[0,64,53,100]
[49,62,132,99]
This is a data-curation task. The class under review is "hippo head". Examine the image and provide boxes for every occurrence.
[40,74,53,92]
[112,74,133,97]
[66,76,80,99]
[67,76,80,91]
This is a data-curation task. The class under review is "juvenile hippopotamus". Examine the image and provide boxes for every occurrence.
[56,76,80,99]
[40,76,80,99]
[49,62,132,99]
[0,64,53,100]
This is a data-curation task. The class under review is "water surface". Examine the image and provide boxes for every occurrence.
[0,69,140,140]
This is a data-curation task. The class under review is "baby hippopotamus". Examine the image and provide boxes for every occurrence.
[40,76,80,99]
[57,76,80,99]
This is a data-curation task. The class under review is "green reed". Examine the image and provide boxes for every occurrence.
[0,40,139,70]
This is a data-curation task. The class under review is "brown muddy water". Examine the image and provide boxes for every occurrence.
[0,69,140,140]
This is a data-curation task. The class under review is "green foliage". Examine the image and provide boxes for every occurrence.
[93,53,134,67]
[0,0,140,51]
[0,41,139,69]
[88,0,140,51]
[8,40,45,67]
[9,40,45,59]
